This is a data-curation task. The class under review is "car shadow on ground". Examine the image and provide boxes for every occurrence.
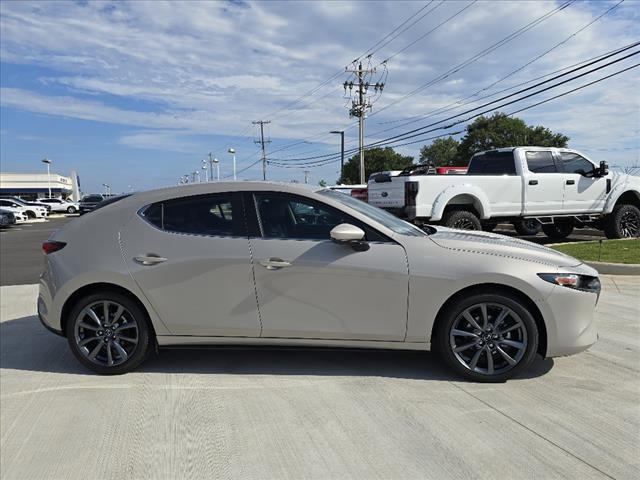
[1,315,554,382]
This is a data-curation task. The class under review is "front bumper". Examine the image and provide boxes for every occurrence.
[539,282,599,357]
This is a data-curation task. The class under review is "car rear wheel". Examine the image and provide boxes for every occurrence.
[442,209,481,231]
[67,206,77,214]
[435,292,539,382]
[66,292,151,375]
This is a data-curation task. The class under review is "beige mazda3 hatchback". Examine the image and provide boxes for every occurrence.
[38,182,600,381]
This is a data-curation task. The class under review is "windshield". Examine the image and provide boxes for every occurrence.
[319,189,429,237]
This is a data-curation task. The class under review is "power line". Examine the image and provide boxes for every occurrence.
[371,0,575,118]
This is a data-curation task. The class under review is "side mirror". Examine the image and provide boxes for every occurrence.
[598,161,609,177]
[330,223,369,251]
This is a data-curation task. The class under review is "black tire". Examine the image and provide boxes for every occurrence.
[67,206,77,214]
[26,210,36,219]
[603,204,640,239]
[442,209,481,231]
[66,292,151,375]
[513,218,542,236]
[481,220,498,232]
[541,219,574,239]
[435,292,539,382]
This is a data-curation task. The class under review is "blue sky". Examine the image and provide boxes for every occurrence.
[1,0,638,193]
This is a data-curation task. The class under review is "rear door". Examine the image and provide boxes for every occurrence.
[120,192,261,337]
[523,150,565,215]
[248,192,409,341]
[556,151,607,213]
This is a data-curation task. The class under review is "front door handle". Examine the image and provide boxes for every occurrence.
[528,179,538,185]
[133,254,167,266]
[566,179,575,185]
[259,258,292,270]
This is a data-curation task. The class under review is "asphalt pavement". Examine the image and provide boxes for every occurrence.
[0,217,74,286]
[0,276,638,479]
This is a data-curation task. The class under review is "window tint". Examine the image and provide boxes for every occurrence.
[467,151,516,175]
[526,151,558,173]
[142,194,240,237]
[559,152,595,176]
[255,193,383,241]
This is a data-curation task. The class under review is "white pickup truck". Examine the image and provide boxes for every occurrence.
[368,147,640,239]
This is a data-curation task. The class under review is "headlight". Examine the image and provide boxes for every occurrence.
[537,273,601,294]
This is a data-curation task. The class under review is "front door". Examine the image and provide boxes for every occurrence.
[120,192,261,337]
[523,150,566,215]
[556,151,608,213]
[249,192,409,341]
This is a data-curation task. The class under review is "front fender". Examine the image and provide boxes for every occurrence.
[430,184,491,221]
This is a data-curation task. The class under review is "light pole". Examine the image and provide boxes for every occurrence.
[330,131,345,184]
[102,183,110,196]
[202,163,208,182]
[213,157,220,181]
[41,158,52,198]
[228,148,236,180]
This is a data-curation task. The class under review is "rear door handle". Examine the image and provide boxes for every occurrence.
[133,254,167,266]
[566,179,575,185]
[528,180,538,185]
[259,258,292,270]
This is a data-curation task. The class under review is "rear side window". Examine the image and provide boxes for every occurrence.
[526,151,558,173]
[142,193,242,237]
[467,151,516,175]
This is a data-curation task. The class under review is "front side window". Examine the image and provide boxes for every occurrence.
[559,152,595,176]
[142,193,241,237]
[526,151,558,173]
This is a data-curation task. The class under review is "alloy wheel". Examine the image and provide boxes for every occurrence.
[73,300,139,367]
[620,210,639,237]
[449,302,528,376]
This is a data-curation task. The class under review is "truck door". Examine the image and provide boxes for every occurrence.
[555,151,607,213]
[523,150,565,215]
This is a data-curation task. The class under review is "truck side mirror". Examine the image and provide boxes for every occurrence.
[598,161,609,177]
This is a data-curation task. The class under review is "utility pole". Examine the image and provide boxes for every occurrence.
[344,58,385,184]
[303,170,310,184]
[330,130,345,183]
[253,120,271,180]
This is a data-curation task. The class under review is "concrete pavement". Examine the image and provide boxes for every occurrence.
[1,277,638,479]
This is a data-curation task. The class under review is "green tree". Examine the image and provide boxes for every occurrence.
[419,137,461,166]
[318,179,327,187]
[340,147,413,184]
[456,113,569,164]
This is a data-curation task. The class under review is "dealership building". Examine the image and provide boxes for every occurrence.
[0,171,81,201]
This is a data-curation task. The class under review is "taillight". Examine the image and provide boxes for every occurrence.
[351,188,368,202]
[42,241,66,254]
[405,181,419,206]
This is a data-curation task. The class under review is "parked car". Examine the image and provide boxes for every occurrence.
[37,197,79,214]
[79,194,105,215]
[0,198,48,219]
[39,182,600,381]
[0,208,16,227]
[0,205,28,222]
[367,147,640,239]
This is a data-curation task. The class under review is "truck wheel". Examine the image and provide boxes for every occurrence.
[513,219,541,236]
[481,220,498,232]
[603,204,640,239]
[541,219,574,240]
[443,210,481,231]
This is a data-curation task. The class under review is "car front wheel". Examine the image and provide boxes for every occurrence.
[67,206,77,214]
[66,292,151,375]
[435,292,539,382]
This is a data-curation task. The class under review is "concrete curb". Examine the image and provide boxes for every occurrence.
[585,261,640,275]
